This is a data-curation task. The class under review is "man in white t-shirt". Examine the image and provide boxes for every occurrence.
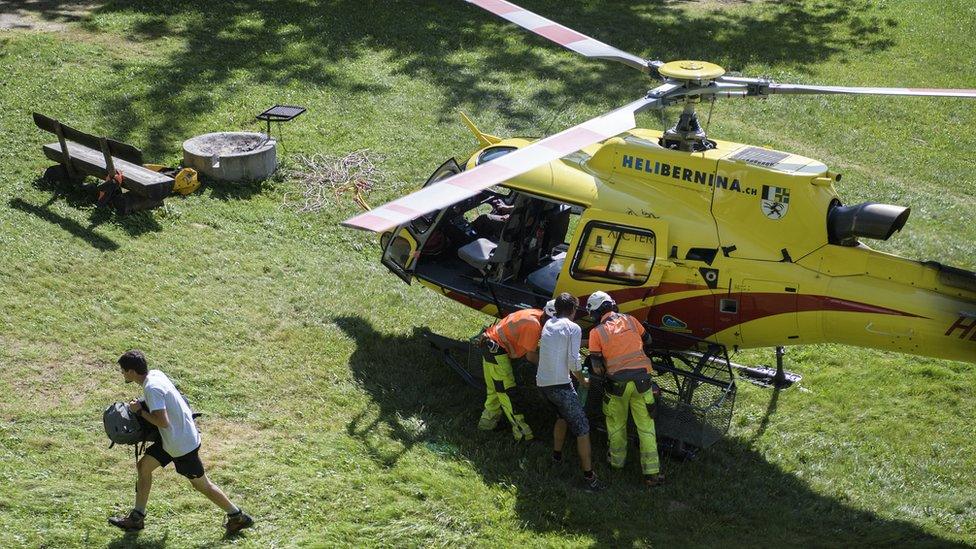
[537,293,604,491]
[108,349,253,535]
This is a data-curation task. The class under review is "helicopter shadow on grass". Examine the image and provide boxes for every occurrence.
[16,0,896,157]
[336,315,964,547]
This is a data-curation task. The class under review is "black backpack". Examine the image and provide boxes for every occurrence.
[102,395,199,457]
[103,399,159,456]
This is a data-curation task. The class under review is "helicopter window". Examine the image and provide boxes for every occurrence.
[720,299,738,314]
[478,146,517,165]
[386,234,412,267]
[570,221,656,286]
[411,214,435,234]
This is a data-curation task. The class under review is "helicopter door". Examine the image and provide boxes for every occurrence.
[556,208,669,321]
[380,158,461,284]
[738,279,800,346]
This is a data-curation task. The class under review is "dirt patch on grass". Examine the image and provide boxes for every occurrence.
[196,418,273,470]
[0,1,100,31]
[0,337,109,413]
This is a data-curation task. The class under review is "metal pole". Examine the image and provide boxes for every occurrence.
[774,346,786,388]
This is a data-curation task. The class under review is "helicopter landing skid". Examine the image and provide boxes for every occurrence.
[729,349,802,389]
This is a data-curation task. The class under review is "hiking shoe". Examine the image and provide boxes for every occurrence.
[581,474,607,492]
[224,511,254,535]
[644,474,665,488]
[108,511,145,532]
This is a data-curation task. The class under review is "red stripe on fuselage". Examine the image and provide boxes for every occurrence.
[634,292,924,339]
[802,295,923,318]
[445,291,491,311]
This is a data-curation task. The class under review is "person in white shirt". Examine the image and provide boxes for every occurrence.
[536,293,604,491]
[108,349,253,535]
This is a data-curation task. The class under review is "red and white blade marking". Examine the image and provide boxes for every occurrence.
[343,96,658,233]
[466,0,650,73]
[767,83,976,98]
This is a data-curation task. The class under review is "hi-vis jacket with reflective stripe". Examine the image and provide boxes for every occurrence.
[485,309,545,359]
[588,312,653,376]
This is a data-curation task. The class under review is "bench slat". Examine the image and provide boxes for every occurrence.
[43,142,174,199]
[33,112,144,165]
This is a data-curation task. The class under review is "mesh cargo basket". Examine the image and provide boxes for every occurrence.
[581,326,736,450]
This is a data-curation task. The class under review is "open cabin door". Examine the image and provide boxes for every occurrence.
[554,208,669,321]
[380,158,461,283]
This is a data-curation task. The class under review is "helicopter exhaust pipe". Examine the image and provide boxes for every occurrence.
[827,201,911,246]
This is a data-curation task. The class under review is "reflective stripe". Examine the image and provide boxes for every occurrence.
[594,321,609,345]
[607,349,649,371]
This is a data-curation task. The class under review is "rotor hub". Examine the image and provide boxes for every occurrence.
[658,60,725,83]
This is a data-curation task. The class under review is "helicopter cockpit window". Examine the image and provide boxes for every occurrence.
[411,214,435,234]
[478,146,517,165]
[570,221,656,286]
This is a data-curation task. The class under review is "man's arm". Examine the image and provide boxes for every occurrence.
[587,329,605,376]
[128,399,170,428]
[567,325,582,373]
[590,352,606,376]
[524,350,539,365]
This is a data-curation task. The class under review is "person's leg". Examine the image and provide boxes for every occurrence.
[188,475,237,513]
[110,452,164,531]
[553,418,567,454]
[603,382,632,469]
[135,454,161,513]
[576,433,593,472]
[479,355,502,430]
[630,387,660,477]
[491,354,533,441]
[177,449,253,534]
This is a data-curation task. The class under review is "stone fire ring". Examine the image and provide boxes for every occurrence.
[182,131,277,182]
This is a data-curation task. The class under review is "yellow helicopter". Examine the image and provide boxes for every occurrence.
[343,0,976,365]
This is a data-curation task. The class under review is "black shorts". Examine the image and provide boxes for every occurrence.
[540,383,590,437]
[146,443,205,479]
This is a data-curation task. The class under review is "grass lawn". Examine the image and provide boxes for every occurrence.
[0,0,974,546]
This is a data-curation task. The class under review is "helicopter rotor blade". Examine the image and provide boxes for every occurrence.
[762,83,976,98]
[465,0,654,74]
[343,95,661,233]
[718,76,976,99]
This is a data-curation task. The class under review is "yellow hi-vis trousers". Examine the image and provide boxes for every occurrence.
[604,380,659,475]
[479,352,534,441]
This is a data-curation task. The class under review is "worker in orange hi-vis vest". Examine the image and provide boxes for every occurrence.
[585,291,664,487]
[478,307,550,441]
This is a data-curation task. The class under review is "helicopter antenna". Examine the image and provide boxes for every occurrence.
[543,94,574,137]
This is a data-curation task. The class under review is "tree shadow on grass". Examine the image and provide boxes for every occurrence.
[9,197,120,251]
[14,0,896,157]
[335,315,965,547]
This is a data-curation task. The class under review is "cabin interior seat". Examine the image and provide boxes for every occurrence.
[458,238,497,273]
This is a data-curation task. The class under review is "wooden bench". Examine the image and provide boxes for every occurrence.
[33,112,174,202]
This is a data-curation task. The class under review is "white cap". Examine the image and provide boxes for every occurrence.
[585,291,615,313]
[543,299,557,317]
